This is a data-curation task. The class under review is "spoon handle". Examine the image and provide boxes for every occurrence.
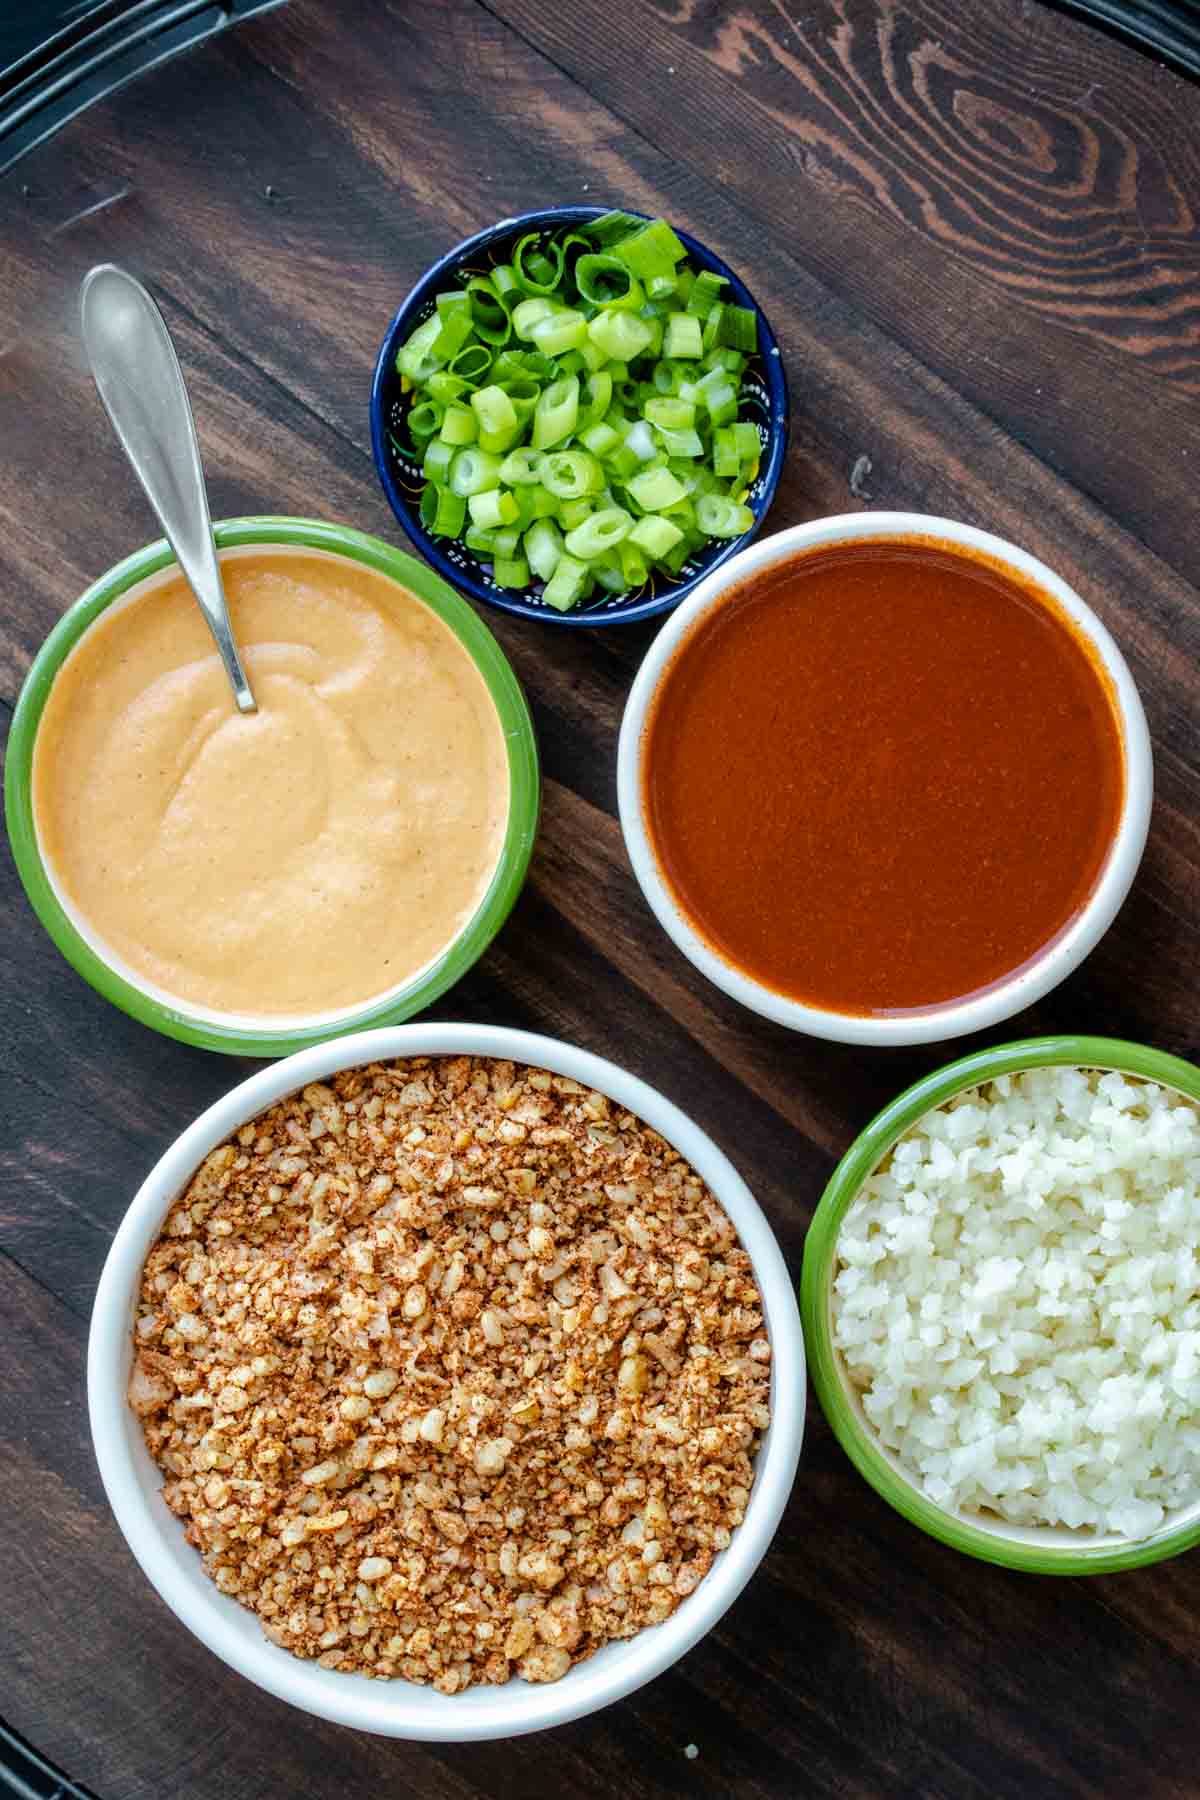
[80,264,256,713]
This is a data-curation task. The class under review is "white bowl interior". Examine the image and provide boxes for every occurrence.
[617,512,1154,1048]
[89,1024,805,1739]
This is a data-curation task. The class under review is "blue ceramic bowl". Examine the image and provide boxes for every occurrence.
[369,205,789,627]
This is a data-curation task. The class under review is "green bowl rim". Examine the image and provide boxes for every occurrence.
[800,1034,1200,1574]
[4,516,541,1056]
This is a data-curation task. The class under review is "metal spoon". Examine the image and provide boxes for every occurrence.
[80,263,256,713]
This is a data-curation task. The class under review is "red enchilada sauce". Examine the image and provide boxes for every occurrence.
[642,538,1124,1015]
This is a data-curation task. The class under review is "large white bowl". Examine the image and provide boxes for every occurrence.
[88,1023,805,1740]
[617,512,1153,1048]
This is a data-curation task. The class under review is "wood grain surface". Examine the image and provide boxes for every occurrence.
[1,1,1199,1794]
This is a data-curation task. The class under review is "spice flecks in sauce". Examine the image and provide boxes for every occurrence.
[33,549,510,1019]
[642,538,1124,1015]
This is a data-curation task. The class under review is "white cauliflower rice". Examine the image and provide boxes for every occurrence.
[832,1066,1200,1538]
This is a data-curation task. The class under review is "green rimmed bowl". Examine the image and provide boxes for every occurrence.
[5,517,540,1056]
[801,1035,1200,1575]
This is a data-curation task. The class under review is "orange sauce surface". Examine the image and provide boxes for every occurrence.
[642,538,1125,1015]
[33,549,509,1019]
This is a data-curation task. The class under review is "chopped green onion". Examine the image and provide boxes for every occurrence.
[564,507,633,559]
[488,349,524,383]
[543,552,590,611]
[447,343,493,385]
[499,381,540,434]
[580,421,621,457]
[699,375,739,426]
[612,218,686,281]
[529,308,588,356]
[732,421,762,461]
[606,445,642,482]
[532,375,580,451]
[685,463,721,497]
[471,384,519,439]
[432,290,474,360]
[541,449,600,499]
[619,539,650,587]
[422,439,456,482]
[581,370,613,426]
[427,372,471,406]
[396,323,441,383]
[420,484,466,538]
[449,447,503,496]
[407,400,443,445]
[627,466,688,511]
[584,209,646,247]
[511,296,559,340]
[661,495,696,530]
[701,303,724,354]
[664,313,703,359]
[591,558,627,594]
[685,269,728,319]
[466,276,511,346]
[528,482,559,519]
[400,313,441,356]
[419,483,440,533]
[398,212,769,608]
[705,346,746,376]
[717,304,758,353]
[493,555,530,587]
[624,419,658,462]
[695,493,754,537]
[712,426,740,479]
[656,425,704,458]
[644,395,696,431]
[513,231,567,295]
[477,425,522,456]
[468,488,520,529]
[628,514,684,557]
[489,264,523,311]
[525,518,564,581]
[498,446,544,485]
[661,536,693,575]
[575,254,642,309]
[587,310,654,362]
[556,497,593,530]
[439,402,478,446]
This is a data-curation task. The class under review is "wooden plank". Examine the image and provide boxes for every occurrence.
[480,0,1200,582]
[1,0,1199,1793]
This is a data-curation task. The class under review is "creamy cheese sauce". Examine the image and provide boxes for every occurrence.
[33,548,510,1019]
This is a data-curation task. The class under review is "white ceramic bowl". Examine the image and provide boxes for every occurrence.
[617,512,1153,1048]
[88,1023,805,1740]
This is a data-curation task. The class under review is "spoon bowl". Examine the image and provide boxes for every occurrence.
[80,263,256,713]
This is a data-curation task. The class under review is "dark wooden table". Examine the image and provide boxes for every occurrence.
[2,2,1199,1794]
